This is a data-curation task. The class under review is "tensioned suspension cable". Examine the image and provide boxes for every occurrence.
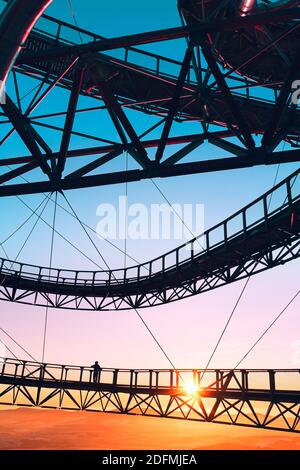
[0,194,50,362]
[124,151,129,269]
[42,191,58,363]
[0,337,24,363]
[234,287,300,369]
[0,326,37,362]
[67,0,84,44]
[203,277,251,374]
[8,168,142,267]
[1,196,51,287]
[0,195,51,362]
[1,194,49,247]
[61,192,177,369]
[151,179,205,250]
[0,194,49,262]
[0,333,38,377]
[62,193,113,271]
[0,81,54,145]
[202,157,287,373]
[13,193,105,270]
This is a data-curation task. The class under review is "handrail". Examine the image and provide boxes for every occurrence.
[0,356,299,374]
[18,1,288,93]
[0,165,299,287]
[0,357,299,396]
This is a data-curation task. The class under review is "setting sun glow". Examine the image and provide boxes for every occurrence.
[184,382,199,396]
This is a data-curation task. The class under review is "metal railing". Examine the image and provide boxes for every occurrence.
[20,11,198,86]
[0,166,299,290]
[15,2,289,108]
[0,357,300,394]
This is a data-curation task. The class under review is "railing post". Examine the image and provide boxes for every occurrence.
[269,370,276,392]
[134,371,138,388]
[156,57,160,75]
[149,370,153,389]
[190,242,194,262]
[242,210,247,239]
[137,265,141,284]
[0,258,4,273]
[286,180,293,211]
[224,223,228,247]
[176,370,180,388]
[263,196,269,230]
[220,371,224,391]
[216,370,220,392]
[193,369,197,386]
[40,364,46,381]
[242,370,249,392]
[206,232,210,252]
[155,371,159,389]
[130,369,134,388]
[18,264,23,277]
[1,358,6,376]
[38,266,43,284]
[113,369,119,386]
[79,367,84,383]
[20,361,27,378]
[124,48,129,62]
[170,370,174,389]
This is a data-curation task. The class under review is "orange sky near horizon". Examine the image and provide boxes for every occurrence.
[0,408,299,450]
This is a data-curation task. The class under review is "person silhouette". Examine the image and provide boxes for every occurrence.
[91,361,101,383]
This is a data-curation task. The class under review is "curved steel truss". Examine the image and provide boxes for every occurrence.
[0,0,300,309]
[0,168,299,310]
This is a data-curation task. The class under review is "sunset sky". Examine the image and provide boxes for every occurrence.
[0,0,299,449]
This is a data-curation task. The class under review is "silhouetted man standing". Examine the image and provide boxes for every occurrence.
[91,361,101,383]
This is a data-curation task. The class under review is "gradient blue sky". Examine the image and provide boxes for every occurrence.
[0,0,299,372]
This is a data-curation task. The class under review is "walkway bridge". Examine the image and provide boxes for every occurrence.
[0,358,300,433]
[0,0,300,436]
[0,167,299,310]
[1,1,300,198]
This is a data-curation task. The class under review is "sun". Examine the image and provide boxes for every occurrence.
[184,381,199,396]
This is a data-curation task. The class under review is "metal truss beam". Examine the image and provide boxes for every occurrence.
[1,227,299,311]
[0,148,300,197]
[94,75,150,169]
[1,95,53,178]
[56,66,85,177]
[0,167,299,310]
[17,8,300,65]
[0,131,238,167]
[0,362,300,433]
[201,41,255,150]
[262,43,300,150]
[155,47,193,162]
